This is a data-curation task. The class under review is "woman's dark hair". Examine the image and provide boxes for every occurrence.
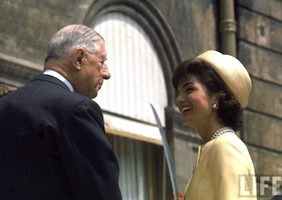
[172,58,243,131]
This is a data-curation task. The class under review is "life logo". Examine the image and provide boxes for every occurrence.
[239,175,282,198]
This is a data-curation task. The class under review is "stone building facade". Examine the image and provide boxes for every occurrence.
[0,0,281,199]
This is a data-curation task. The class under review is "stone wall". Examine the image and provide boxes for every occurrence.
[0,0,82,85]
[0,0,281,199]
[237,0,282,199]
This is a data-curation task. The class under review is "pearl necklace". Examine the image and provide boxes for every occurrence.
[210,127,234,140]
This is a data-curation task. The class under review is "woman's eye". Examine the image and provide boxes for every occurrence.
[184,86,194,92]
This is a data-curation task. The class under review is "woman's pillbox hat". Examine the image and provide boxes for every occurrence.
[196,50,252,108]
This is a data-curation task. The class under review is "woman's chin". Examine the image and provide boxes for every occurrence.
[181,118,192,127]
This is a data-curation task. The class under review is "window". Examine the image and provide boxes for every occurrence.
[92,12,168,200]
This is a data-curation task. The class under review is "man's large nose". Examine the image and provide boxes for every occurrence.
[102,63,111,79]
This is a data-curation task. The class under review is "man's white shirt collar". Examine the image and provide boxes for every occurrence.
[43,69,74,92]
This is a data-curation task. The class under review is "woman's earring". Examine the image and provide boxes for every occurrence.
[212,103,218,110]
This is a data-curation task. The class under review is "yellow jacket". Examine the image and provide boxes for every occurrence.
[184,132,257,200]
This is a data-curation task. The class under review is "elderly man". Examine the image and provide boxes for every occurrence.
[0,24,122,200]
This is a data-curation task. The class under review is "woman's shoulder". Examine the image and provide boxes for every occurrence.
[215,132,248,151]
[202,132,252,162]
[204,132,245,149]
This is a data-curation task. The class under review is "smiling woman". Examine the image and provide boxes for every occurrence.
[172,50,257,200]
[176,74,216,138]
[174,57,243,140]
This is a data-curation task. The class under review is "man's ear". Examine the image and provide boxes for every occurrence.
[71,48,86,70]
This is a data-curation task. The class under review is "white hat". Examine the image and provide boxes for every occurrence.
[197,50,252,108]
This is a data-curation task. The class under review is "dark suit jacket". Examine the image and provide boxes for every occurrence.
[0,74,122,200]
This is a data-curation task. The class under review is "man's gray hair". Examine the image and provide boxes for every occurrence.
[45,24,103,63]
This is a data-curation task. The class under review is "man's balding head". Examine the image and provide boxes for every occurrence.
[44,24,103,64]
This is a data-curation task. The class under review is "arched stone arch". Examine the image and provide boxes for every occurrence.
[83,0,181,106]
